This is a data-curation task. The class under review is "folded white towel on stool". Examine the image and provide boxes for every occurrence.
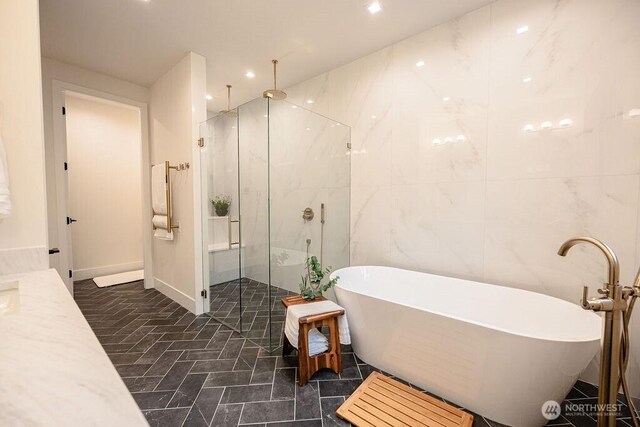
[307,329,329,356]
[284,300,351,350]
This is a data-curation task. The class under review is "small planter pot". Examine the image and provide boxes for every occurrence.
[215,206,229,217]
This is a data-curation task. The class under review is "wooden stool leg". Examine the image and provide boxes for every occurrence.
[282,334,294,357]
[328,319,342,374]
[298,323,312,386]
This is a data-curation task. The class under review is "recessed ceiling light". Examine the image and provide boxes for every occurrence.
[415,60,425,68]
[558,118,572,127]
[245,70,255,78]
[523,124,535,133]
[541,121,553,129]
[291,105,298,109]
[516,25,529,35]
[522,76,533,83]
[367,1,382,14]
[442,96,450,102]
[629,108,640,118]
[306,99,314,104]
[371,115,377,119]
[205,94,213,100]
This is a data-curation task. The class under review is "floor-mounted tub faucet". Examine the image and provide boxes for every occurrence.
[558,237,639,427]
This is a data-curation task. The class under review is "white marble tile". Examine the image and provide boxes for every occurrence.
[487,0,640,180]
[344,48,393,189]
[391,6,490,186]
[484,175,640,301]
[350,186,392,267]
[389,182,485,279]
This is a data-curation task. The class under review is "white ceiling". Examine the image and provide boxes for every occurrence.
[39,0,493,111]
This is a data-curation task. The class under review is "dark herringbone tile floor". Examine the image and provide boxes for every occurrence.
[74,279,636,427]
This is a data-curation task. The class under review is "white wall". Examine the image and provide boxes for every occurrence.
[41,58,150,280]
[0,0,48,275]
[65,94,143,280]
[149,52,206,313]
[285,0,640,395]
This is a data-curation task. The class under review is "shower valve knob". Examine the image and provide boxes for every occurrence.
[302,208,314,221]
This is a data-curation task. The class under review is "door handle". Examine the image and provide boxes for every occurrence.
[66,217,77,225]
[48,248,60,255]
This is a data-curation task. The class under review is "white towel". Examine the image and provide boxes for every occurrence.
[284,300,351,350]
[154,228,174,241]
[308,329,329,356]
[151,164,167,215]
[152,215,168,230]
[0,135,12,219]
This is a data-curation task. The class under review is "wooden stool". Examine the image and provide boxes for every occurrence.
[281,295,344,386]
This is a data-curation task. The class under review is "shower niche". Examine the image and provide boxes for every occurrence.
[199,96,351,352]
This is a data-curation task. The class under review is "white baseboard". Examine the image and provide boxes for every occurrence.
[74,261,143,281]
[154,277,196,313]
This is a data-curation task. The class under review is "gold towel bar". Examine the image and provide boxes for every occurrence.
[153,161,189,233]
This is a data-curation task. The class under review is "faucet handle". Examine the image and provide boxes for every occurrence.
[581,286,590,310]
[597,287,609,296]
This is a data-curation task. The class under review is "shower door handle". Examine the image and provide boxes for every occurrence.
[66,217,77,225]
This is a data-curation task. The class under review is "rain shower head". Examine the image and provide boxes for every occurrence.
[219,84,238,116]
[263,59,287,100]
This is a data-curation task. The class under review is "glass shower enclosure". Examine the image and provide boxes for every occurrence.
[199,96,350,352]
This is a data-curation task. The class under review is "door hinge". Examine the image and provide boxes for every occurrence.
[64,161,68,171]
[68,270,73,279]
[62,106,66,115]
[200,289,208,298]
[347,142,352,149]
[197,137,205,147]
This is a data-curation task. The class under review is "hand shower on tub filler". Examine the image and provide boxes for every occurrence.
[557,236,640,427]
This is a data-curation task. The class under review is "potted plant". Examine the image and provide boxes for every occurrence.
[299,256,339,301]
[211,195,231,217]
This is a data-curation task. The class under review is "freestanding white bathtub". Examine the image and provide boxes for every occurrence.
[331,266,601,427]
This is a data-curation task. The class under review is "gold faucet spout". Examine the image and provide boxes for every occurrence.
[557,236,620,285]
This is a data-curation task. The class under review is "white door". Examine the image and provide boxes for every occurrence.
[52,88,74,291]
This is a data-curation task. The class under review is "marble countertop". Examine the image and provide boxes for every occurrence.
[0,269,148,426]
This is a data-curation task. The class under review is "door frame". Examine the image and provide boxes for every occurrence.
[51,79,153,292]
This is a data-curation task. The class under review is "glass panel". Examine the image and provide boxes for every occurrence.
[199,110,242,331]
[268,99,351,350]
[199,96,350,353]
[236,98,271,347]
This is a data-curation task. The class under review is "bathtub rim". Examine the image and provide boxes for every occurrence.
[331,265,602,344]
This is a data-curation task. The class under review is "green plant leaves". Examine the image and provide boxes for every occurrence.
[299,256,339,300]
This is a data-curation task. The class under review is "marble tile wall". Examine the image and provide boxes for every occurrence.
[285,0,640,394]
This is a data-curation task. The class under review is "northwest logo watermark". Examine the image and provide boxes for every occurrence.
[542,400,622,420]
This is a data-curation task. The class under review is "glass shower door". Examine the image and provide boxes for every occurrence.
[235,98,271,348]
[199,110,243,331]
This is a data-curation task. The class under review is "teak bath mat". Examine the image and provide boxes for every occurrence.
[337,372,473,427]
